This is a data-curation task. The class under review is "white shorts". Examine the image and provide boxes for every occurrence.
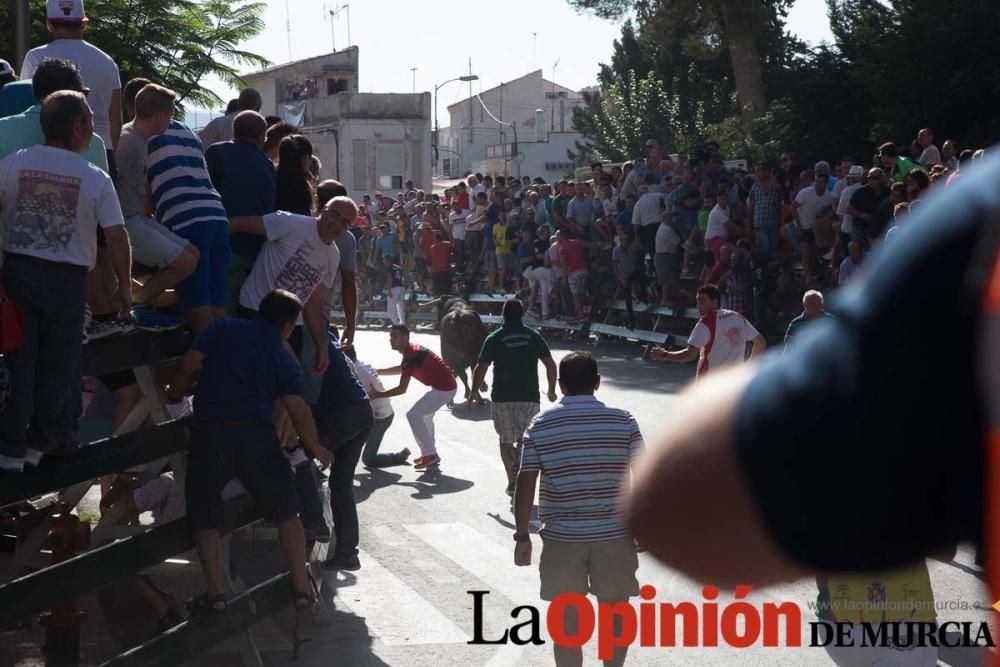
[125,215,189,269]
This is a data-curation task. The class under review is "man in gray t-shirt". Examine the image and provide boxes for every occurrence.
[113,87,196,311]
[612,232,643,328]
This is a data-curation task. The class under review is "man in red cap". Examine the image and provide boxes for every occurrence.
[21,0,122,180]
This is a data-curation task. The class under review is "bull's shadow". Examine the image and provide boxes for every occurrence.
[447,398,492,422]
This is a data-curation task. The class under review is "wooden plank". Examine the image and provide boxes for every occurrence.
[589,323,668,345]
[0,418,190,508]
[82,329,192,377]
[0,494,260,628]
[101,572,296,667]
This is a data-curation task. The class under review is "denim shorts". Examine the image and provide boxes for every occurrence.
[172,220,231,309]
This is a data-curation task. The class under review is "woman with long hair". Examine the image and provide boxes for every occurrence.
[275,134,316,215]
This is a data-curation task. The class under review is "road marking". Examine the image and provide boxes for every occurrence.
[411,557,461,584]
[323,547,468,646]
[405,522,540,606]
[371,524,410,548]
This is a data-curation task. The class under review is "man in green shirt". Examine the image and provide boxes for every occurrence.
[784,289,835,346]
[878,141,923,184]
[470,299,558,497]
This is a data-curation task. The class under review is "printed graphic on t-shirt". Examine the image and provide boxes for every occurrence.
[11,170,80,253]
[275,240,324,296]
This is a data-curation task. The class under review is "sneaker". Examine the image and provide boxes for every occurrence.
[413,453,440,469]
[322,553,361,571]
[24,449,43,467]
[129,305,181,332]
[0,454,24,473]
[85,318,133,343]
[393,448,412,465]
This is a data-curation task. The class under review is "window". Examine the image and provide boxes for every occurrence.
[327,78,349,95]
[379,175,404,190]
[376,143,404,193]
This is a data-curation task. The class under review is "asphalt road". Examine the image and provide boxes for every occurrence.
[260,328,991,667]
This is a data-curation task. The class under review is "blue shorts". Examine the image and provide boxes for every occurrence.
[800,227,816,243]
[173,220,231,309]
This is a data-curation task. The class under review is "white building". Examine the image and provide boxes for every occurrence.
[440,70,586,180]
[244,47,431,201]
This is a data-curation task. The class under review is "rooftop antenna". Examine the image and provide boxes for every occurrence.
[284,0,292,61]
[331,4,352,49]
[531,32,537,71]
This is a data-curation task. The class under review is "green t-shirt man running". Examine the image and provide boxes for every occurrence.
[471,299,557,497]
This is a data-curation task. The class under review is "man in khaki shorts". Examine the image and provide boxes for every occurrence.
[470,299,557,498]
[513,352,645,667]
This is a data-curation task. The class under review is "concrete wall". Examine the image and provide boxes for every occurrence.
[481,132,584,183]
[244,46,360,119]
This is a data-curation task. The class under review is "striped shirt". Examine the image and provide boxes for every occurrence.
[519,395,644,542]
[147,121,228,232]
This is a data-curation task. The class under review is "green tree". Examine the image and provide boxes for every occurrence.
[571,68,704,162]
[0,0,269,111]
[570,0,794,120]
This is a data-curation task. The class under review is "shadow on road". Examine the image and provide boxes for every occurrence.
[448,401,493,422]
[354,468,403,504]
[400,468,475,499]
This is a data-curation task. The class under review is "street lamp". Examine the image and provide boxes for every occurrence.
[434,74,478,164]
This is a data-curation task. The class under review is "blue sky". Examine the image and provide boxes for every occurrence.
[201,0,834,123]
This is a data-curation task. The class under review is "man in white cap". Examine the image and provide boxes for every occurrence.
[20,0,122,180]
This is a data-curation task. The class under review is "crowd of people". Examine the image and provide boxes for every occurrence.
[349,130,984,338]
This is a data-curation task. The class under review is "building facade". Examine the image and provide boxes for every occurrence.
[441,70,584,178]
[244,47,432,201]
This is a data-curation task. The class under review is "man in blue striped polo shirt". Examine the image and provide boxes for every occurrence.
[144,84,230,334]
[513,351,644,667]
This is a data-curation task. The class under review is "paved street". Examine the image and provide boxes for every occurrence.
[262,328,992,667]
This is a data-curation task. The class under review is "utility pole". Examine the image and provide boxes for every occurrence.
[410,67,417,93]
[468,58,474,146]
[328,10,336,52]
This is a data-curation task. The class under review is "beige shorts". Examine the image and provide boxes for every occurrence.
[539,536,640,602]
[492,401,539,443]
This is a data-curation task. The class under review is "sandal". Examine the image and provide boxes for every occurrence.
[154,609,181,635]
[293,590,314,611]
[187,592,227,614]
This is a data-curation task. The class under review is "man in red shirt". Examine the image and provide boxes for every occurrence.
[557,229,589,321]
[370,325,458,468]
[429,232,452,296]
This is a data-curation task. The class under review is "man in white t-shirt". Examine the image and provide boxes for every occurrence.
[343,346,410,468]
[448,205,467,275]
[651,284,765,378]
[654,213,681,307]
[21,0,122,176]
[705,189,739,271]
[835,165,864,259]
[0,91,132,472]
[230,196,356,381]
[792,173,834,281]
